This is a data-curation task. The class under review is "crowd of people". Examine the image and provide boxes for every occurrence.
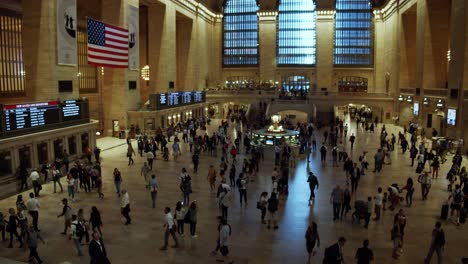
[0,112,467,264]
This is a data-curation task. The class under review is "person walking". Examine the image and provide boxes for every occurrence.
[341,185,352,219]
[51,165,63,193]
[448,184,464,225]
[175,202,186,236]
[26,225,45,263]
[219,187,232,220]
[180,174,192,205]
[307,172,319,204]
[57,198,72,235]
[350,163,361,193]
[424,221,445,264]
[188,201,198,238]
[418,171,432,200]
[355,239,374,264]
[141,162,151,182]
[323,237,346,264]
[6,208,22,248]
[402,178,415,207]
[70,214,83,256]
[192,151,200,173]
[349,133,356,150]
[89,206,103,236]
[113,168,122,197]
[89,232,110,264]
[160,207,179,250]
[219,218,233,264]
[120,189,131,225]
[431,157,440,179]
[67,174,76,201]
[331,185,344,221]
[207,165,217,192]
[26,193,40,231]
[146,151,155,170]
[320,144,327,163]
[30,169,41,197]
[148,175,158,208]
[305,221,320,264]
[127,143,135,165]
[238,174,248,206]
[373,187,383,220]
[77,209,90,244]
[267,192,279,229]
[257,192,268,224]
[364,197,373,228]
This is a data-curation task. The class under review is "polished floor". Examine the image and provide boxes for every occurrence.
[0,119,466,264]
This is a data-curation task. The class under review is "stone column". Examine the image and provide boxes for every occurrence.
[210,16,223,87]
[101,0,140,134]
[258,11,277,84]
[148,2,176,93]
[315,10,335,92]
[22,0,79,101]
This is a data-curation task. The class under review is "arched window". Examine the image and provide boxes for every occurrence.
[338,76,368,92]
[334,0,373,66]
[280,75,310,99]
[277,0,317,66]
[223,0,259,66]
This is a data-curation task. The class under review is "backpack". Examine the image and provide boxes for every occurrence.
[454,190,462,203]
[73,222,84,237]
[183,210,191,224]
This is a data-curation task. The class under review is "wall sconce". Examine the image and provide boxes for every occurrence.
[168,116,172,120]
[96,131,101,136]
[177,114,181,118]
[436,99,444,108]
[406,96,413,103]
[423,97,429,105]
[398,95,404,102]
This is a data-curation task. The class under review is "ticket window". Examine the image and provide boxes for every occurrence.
[161,115,165,128]
[81,133,89,152]
[0,151,13,176]
[68,136,77,155]
[19,146,32,169]
[37,143,48,165]
[54,139,64,159]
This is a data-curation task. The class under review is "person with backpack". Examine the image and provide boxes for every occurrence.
[449,184,464,225]
[267,192,279,229]
[424,221,445,264]
[307,172,319,204]
[323,236,346,264]
[70,214,83,256]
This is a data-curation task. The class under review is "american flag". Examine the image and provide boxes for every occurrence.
[87,18,128,68]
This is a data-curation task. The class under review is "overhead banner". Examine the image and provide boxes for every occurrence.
[128,5,139,70]
[57,0,77,65]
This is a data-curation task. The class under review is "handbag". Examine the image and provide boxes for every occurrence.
[256,201,262,210]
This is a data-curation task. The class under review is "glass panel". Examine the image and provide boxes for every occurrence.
[81,133,89,152]
[277,0,316,66]
[280,75,310,98]
[37,143,48,165]
[334,0,373,66]
[77,30,98,92]
[68,136,77,155]
[223,0,259,66]
[19,146,31,169]
[53,139,64,159]
[0,150,13,176]
[338,76,368,92]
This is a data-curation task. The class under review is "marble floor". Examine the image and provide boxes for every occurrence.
[0,118,466,264]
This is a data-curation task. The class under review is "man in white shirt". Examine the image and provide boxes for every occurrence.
[26,192,40,231]
[146,151,155,170]
[160,207,179,250]
[30,169,41,196]
[219,218,232,263]
[120,189,131,225]
[373,187,383,220]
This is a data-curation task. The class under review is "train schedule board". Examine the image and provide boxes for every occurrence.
[3,101,60,132]
[155,91,206,110]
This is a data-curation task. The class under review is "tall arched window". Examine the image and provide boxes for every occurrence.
[223,0,259,66]
[277,0,317,66]
[334,0,373,66]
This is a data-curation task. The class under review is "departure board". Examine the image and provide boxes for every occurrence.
[3,101,60,132]
[61,100,82,122]
[155,91,205,110]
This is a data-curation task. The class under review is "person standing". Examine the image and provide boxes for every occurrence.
[70,214,83,256]
[424,221,445,264]
[219,218,233,264]
[364,197,373,228]
[341,185,351,219]
[192,151,200,173]
[238,174,248,206]
[148,175,158,208]
[267,192,279,229]
[120,189,131,225]
[418,172,432,200]
[373,188,383,220]
[307,172,319,204]
[431,157,440,179]
[448,184,464,225]
[355,239,374,264]
[89,206,103,236]
[320,144,327,163]
[160,207,179,250]
[30,169,41,197]
[127,143,135,165]
[113,168,122,197]
[207,165,217,192]
[305,221,320,264]
[26,193,40,231]
[146,150,155,170]
[180,174,192,205]
[89,232,110,264]
[258,192,268,224]
[57,198,72,234]
[219,187,232,220]
[323,237,346,264]
[175,202,185,236]
[188,201,198,238]
[350,163,361,193]
[6,208,22,248]
[402,178,415,207]
[51,164,63,193]
[331,185,344,221]
[25,224,45,263]
[66,174,76,201]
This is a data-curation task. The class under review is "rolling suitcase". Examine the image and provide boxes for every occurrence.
[459,208,467,224]
[440,203,449,220]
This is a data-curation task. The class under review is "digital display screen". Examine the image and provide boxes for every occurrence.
[61,100,82,122]
[413,102,419,116]
[447,108,456,126]
[155,91,205,110]
[3,101,60,132]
